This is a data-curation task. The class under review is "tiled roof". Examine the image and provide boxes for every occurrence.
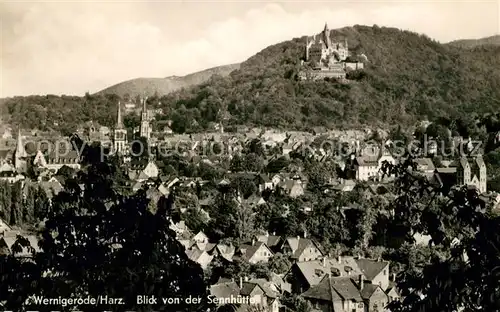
[302,276,363,302]
[356,258,388,281]
[294,257,363,288]
[210,281,240,299]
[256,235,282,248]
[285,237,323,259]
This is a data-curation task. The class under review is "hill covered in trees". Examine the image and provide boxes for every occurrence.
[2,25,500,133]
[448,35,500,49]
[159,25,500,131]
[96,63,241,98]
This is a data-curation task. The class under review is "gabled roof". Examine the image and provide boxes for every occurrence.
[240,282,265,297]
[238,241,272,262]
[210,281,240,299]
[301,276,363,302]
[292,257,364,288]
[355,258,389,281]
[360,283,379,299]
[285,237,324,259]
[256,235,282,248]
[247,278,279,298]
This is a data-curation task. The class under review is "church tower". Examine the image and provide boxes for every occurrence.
[139,96,150,140]
[305,36,310,61]
[14,128,27,172]
[113,101,127,155]
[323,22,331,49]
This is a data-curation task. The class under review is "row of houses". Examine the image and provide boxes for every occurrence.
[170,221,399,312]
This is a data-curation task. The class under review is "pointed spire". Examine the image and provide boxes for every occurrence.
[324,22,329,31]
[16,127,26,158]
[142,95,148,113]
[116,101,123,129]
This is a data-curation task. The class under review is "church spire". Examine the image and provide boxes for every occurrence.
[16,127,26,157]
[116,101,123,129]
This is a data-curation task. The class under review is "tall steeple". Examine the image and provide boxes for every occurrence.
[116,101,123,129]
[15,128,26,158]
[323,22,331,48]
[113,101,127,155]
[139,95,150,140]
[14,127,27,172]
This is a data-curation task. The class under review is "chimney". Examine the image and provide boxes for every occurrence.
[337,255,341,264]
[239,276,243,288]
[244,276,249,282]
[252,238,255,246]
[304,230,307,239]
[272,231,276,236]
[322,257,326,267]
[358,274,364,290]
[297,235,300,241]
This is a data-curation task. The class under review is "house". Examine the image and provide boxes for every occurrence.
[270,173,285,187]
[234,241,274,264]
[141,161,159,179]
[241,280,280,312]
[0,232,40,258]
[386,285,400,303]
[281,236,324,262]
[193,231,209,244]
[355,258,390,291]
[246,194,266,207]
[185,248,213,270]
[360,282,390,312]
[285,256,364,294]
[33,149,81,172]
[255,234,283,253]
[456,155,487,194]
[209,280,241,307]
[354,150,395,182]
[279,179,305,198]
[256,174,273,192]
[212,243,236,262]
[414,158,435,174]
[0,218,11,233]
[301,275,365,312]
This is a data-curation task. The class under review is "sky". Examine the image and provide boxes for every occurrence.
[1,0,499,97]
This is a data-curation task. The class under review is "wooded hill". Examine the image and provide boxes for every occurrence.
[2,25,500,133]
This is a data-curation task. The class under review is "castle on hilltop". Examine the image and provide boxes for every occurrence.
[299,23,364,81]
[306,23,349,64]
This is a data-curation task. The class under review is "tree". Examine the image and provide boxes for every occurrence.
[385,155,500,312]
[268,253,292,274]
[0,155,213,312]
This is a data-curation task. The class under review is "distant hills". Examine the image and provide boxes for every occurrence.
[156,25,500,132]
[447,35,500,49]
[2,25,500,134]
[96,63,241,98]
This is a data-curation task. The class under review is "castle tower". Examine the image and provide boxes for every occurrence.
[113,101,127,155]
[139,96,150,140]
[14,128,27,172]
[305,36,309,61]
[323,22,331,48]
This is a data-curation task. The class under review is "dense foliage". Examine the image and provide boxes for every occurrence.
[2,25,500,133]
[0,146,212,312]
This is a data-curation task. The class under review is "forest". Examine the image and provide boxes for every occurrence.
[2,25,500,134]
